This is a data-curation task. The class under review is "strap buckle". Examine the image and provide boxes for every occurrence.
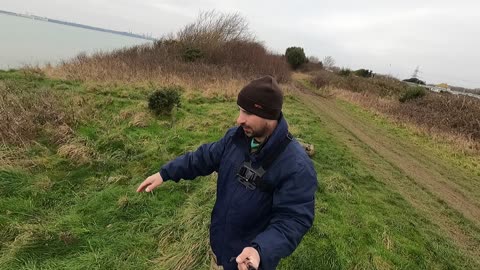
[237,161,265,190]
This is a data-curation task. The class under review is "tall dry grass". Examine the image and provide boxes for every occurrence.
[334,90,480,153]
[46,11,291,92]
[307,70,480,148]
[0,80,74,146]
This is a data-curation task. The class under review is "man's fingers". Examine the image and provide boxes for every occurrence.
[237,262,248,270]
[136,177,155,192]
[239,262,256,270]
[236,252,248,264]
[236,249,250,270]
[145,179,160,192]
[236,247,259,270]
[136,179,151,192]
[137,173,163,192]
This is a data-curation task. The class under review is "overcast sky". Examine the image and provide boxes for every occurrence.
[2,1,479,88]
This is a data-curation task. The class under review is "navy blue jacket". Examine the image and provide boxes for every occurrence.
[160,116,317,270]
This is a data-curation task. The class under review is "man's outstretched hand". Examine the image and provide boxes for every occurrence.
[136,173,163,192]
[236,247,260,270]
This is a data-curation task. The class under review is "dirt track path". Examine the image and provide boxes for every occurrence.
[294,86,480,262]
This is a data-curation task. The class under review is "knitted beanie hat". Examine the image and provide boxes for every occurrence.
[236,76,283,120]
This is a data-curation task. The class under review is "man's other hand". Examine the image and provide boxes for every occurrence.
[136,173,163,192]
[236,247,260,270]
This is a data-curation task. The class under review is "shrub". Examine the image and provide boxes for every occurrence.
[403,77,426,85]
[182,47,203,62]
[308,56,320,64]
[312,72,330,88]
[298,61,323,72]
[52,10,291,84]
[323,56,336,69]
[285,47,307,69]
[148,86,182,115]
[338,68,351,77]
[354,69,373,78]
[399,86,426,102]
[21,66,46,81]
[392,92,480,141]
[177,11,253,48]
[309,70,408,97]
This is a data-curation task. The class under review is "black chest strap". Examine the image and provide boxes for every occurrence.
[237,132,293,191]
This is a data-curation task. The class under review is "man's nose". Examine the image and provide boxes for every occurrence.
[237,113,246,125]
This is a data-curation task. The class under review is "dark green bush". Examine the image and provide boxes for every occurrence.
[338,68,351,77]
[182,47,203,62]
[354,69,373,78]
[148,86,182,115]
[285,47,307,69]
[403,77,426,85]
[399,86,426,102]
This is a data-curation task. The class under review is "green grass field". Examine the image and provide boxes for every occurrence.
[1,70,479,269]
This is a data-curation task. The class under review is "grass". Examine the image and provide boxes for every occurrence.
[1,70,479,269]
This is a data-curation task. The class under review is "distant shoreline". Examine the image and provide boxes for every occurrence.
[0,9,156,41]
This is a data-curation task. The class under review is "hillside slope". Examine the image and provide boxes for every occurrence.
[1,71,479,269]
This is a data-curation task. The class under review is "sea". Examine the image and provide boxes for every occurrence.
[0,13,152,69]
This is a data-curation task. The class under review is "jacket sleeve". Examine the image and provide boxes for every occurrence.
[252,161,317,270]
[159,129,233,182]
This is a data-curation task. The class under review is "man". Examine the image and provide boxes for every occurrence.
[137,76,317,270]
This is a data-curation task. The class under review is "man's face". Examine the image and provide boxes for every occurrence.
[236,107,269,138]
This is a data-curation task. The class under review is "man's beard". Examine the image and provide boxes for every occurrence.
[241,123,269,138]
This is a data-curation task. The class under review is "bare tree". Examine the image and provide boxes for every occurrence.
[323,56,335,69]
[177,10,253,47]
[411,65,421,79]
[308,56,320,64]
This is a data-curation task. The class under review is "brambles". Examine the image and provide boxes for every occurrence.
[399,86,426,102]
[148,86,182,115]
[310,70,408,97]
[310,69,480,142]
[311,72,329,88]
[391,93,480,140]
